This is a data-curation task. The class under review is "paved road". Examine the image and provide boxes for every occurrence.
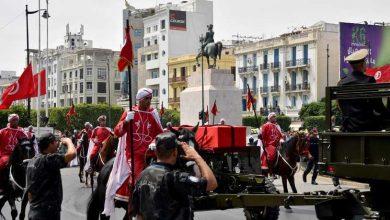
[1,167,368,220]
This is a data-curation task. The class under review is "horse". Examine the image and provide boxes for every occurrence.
[196,42,223,69]
[77,131,90,185]
[273,132,306,194]
[87,125,198,220]
[0,138,35,220]
[88,133,117,192]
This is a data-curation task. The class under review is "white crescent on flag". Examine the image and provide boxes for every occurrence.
[8,82,19,96]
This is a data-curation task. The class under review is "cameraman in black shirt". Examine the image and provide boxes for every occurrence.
[131,132,218,220]
[26,133,76,220]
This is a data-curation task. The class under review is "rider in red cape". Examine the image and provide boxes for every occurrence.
[260,112,283,175]
[103,88,163,216]
[85,116,111,172]
[0,114,28,191]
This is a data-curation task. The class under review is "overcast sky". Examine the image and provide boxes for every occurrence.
[1,0,389,74]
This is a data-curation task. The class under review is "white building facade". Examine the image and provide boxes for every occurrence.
[235,22,340,118]
[138,0,213,107]
[31,25,122,109]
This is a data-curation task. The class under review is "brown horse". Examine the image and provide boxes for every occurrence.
[273,132,306,194]
[89,133,117,191]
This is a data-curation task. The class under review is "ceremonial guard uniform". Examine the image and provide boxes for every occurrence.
[260,113,283,173]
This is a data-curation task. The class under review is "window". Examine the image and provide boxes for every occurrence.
[54,91,56,97]
[97,82,107,93]
[69,71,72,78]
[161,20,166,29]
[252,53,257,66]
[252,76,257,91]
[243,77,247,93]
[303,95,309,105]
[86,67,92,76]
[153,25,158,31]
[263,51,268,69]
[152,89,158,97]
[75,83,78,91]
[147,41,151,46]
[173,68,177,78]
[134,43,142,52]
[134,29,143,37]
[147,54,151,61]
[162,50,166,56]
[274,72,279,86]
[97,68,107,80]
[173,88,177,98]
[146,27,151,33]
[291,71,297,87]
[263,74,268,88]
[80,68,84,79]
[154,39,158,45]
[162,88,166,95]
[154,53,158,59]
[180,67,186,77]
[80,97,83,103]
[63,72,67,79]
[193,65,196,72]
[162,35,166,41]
[54,64,57,73]
[303,44,308,64]
[292,46,297,66]
[303,70,309,84]
[97,97,106,103]
[292,96,297,107]
[141,55,145,63]
[80,83,84,93]
[75,70,78,77]
[151,70,159,79]
[162,69,166,76]
[86,82,92,90]
[274,48,280,67]
[243,54,247,67]
[114,83,121,91]
[86,97,92,103]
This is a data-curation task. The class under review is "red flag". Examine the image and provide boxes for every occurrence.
[0,64,34,109]
[32,69,47,97]
[66,103,77,126]
[205,105,209,122]
[211,100,219,116]
[366,65,390,83]
[118,27,134,72]
[246,84,256,111]
[160,101,165,116]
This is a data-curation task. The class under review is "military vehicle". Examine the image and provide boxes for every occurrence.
[187,83,390,220]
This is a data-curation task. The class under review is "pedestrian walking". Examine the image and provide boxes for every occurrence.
[26,133,76,220]
[303,128,319,185]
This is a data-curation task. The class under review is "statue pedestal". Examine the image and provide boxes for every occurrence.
[180,69,242,126]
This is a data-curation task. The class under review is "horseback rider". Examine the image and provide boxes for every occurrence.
[103,88,163,216]
[77,122,93,153]
[0,114,28,192]
[88,116,111,171]
[202,24,215,50]
[260,112,283,176]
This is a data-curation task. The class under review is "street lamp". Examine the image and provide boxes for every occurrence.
[42,0,50,120]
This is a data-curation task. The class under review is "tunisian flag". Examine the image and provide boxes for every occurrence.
[211,100,219,116]
[118,27,134,72]
[66,103,77,126]
[32,69,47,96]
[246,84,256,111]
[0,64,34,109]
[366,65,390,83]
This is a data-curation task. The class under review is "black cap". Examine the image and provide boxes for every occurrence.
[155,132,180,150]
[38,133,57,147]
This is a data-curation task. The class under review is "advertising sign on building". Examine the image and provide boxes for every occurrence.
[169,10,186,31]
[340,22,390,81]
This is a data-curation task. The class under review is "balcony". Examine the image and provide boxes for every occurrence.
[169,97,180,103]
[285,58,311,68]
[260,87,269,94]
[168,76,186,84]
[259,63,269,71]
[285,83,310,92]
[271,85,281,93]
[270,62,281,71]
[238,66,258,74]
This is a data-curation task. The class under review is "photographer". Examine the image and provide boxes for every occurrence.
[26,133,76,220]
[132,132,217,220]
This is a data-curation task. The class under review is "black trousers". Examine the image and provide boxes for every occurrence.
[28,208,60,220]
[303,158,319,182]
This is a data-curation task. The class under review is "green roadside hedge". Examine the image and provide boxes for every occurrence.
[242,115,292,132]
[302,116,326,131]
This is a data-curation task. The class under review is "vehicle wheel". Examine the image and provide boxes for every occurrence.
[243,178,280,220]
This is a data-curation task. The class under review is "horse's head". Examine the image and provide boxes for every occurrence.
[10,138,35,166]
[169,123,199,150]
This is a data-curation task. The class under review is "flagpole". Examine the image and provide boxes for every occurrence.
[25,5,31,123]
[37,0,41,135]
[126,19,136,191]
[247,84,260,128]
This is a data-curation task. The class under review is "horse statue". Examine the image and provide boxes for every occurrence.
[196,40,223,69]
[77,131,90,185]
[88,133,117,192]
[87,126,199,220]
[0,138,35,220]
[273,132,307,195]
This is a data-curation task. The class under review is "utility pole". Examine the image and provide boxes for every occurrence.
[107,55,111,127]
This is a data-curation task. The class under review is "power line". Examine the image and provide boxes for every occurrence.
[0,11,25,33]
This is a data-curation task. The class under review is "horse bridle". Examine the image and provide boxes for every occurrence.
[9,158,31,191]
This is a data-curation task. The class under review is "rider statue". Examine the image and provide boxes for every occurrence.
[202,24,215,51]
